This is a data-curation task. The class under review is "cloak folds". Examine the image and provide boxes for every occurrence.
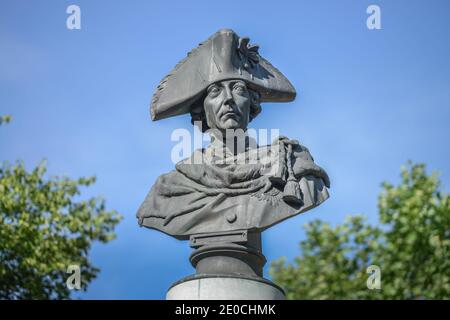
[137,137,330,240]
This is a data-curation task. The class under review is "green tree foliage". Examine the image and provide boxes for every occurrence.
[0,115,12,125]
[0,118,122,299]
[270,162,450,299]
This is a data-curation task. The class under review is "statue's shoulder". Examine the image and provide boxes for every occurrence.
[151,169,183,193]
[270,136,330,188]
[269,136,314,160]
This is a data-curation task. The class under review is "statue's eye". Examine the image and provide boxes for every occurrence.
[208,85,220,97]
[233,84,246,95]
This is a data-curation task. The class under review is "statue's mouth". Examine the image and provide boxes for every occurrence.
[221,111,239,120]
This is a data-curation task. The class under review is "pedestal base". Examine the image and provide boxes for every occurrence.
[166,274,285,300]
[166,230,285,300]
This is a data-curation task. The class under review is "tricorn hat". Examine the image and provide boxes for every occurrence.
[150,29,296,121]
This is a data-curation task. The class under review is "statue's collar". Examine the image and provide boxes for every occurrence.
[207,132,258,160]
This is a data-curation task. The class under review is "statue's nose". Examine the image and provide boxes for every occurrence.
[223,86,233,106]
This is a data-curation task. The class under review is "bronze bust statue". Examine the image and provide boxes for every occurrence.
[137,29,330,240]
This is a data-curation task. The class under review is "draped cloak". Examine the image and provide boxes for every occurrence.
[137,136,330,240]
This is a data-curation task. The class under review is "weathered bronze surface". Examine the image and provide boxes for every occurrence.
[137,29,330,241]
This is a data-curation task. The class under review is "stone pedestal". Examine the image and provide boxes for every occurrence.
[166,230,285,300]
[167,275,285,300]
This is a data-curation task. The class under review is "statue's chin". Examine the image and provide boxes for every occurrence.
[219,118,243,130]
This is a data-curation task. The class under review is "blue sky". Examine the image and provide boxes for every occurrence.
[1,0,449,299]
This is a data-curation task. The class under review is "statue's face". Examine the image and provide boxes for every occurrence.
[203,79,251,133]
